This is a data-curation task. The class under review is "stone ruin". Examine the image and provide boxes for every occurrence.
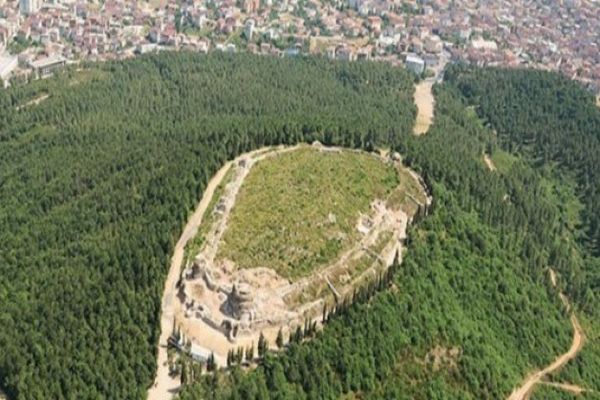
[179,257,269,342]
[173,146,431,354]
[228,283,255,322]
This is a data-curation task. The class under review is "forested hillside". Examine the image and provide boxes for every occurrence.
[1,53,598,400]
[446,65,600,398]
[177,69,597,398]
[446,66,600,310]
[0,53,416,399]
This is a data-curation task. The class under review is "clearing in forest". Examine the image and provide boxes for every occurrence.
[413,80,435,135]
[169,144,430,369]
[218,147,400,279]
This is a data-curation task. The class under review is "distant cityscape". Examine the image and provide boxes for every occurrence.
[0,0,599,94]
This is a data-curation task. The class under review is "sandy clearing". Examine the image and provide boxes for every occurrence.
[413,80,435,135]
[549,269,557,288]
[148,147,275,400]
[506,270,585,400]
[483,154,496,171]
[596,96,600,109]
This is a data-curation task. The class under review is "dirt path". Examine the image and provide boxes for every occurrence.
[484,154,496,171]
[540,381,587,395]
[148,148,273,400]
[15,94,50,110]
[413,80,435,135]
[506,270,585,400]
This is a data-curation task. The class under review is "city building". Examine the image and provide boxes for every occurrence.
[30,54,66,78]
[19,0,40,15]
[405,54,425,75]
[0,53,18,86]
[244,19,255,40]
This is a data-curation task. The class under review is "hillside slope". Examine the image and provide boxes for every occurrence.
[0,53,415,399]
[178,73,589,399]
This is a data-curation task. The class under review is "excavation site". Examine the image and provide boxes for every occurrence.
[169,143,430,365]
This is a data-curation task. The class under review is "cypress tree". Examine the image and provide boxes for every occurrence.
[276,328,284,349]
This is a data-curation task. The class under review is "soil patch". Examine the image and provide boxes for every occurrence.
[484,153,497,171]
[413,80,435,135]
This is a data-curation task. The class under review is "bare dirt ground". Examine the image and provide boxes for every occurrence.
[540,381,588,395]
[148,148,273,400]
[413,80,435,135]
[507,269,585,400]
[484,154,497,171]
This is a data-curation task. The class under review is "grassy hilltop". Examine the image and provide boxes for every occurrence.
[218,148,399,279]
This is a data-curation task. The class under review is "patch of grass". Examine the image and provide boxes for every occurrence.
[15,124,57,145]
[217,148,399,280]
[7,37,38,54]
[386,167,427,215]
[490,149,519,173]
[538,173,584,234]
[371,231,393,255]
[345,254,376,281]
[67,68,108,86]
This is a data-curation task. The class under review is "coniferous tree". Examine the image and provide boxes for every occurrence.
[276,328,284,349]
[206,353,216,372]
[245,344,254,362]
[257,332,268,358]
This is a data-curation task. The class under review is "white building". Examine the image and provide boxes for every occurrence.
[30,54,66,78]
[424,35,443,54]
[405,54,425,74]
[0,54,18,87]
[470,37,498,51]
[244,19,255,40]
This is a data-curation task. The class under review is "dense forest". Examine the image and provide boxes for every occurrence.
[1,53,598,399]
[0,53,416,399]
[445,65,600,398]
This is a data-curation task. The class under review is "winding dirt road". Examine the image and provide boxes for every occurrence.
[506,271,585,400]
[148,150,278,399]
